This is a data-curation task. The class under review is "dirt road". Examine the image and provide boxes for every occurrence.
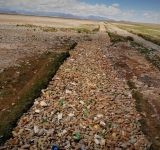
[99,22,106,32]
[107,23,160,51]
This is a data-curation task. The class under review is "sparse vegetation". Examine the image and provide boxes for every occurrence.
[16,24,58,32]
[108,31,160,71]
[16,24,39,28]
[126,36,134,41]
[117,23,160,46]
[41,27,57,32]
[104,24,134,43]
[76,28,90,33]
[137,33,160,46]
[60,28,71,32]
[132,90,160,150]
[107,32,128,43]
[127,80,137,89]
[92,24,100,32]
[135,45,160,71]
[68,42,77,50]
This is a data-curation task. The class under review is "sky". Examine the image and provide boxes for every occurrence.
[0,0,160,24]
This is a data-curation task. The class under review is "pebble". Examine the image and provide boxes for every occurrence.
[151,114,157,118]
[35,109,40,113]
[21,144,30,149]
[11,103,15,106]
[95,139,100,145]
[100,139,106,146]
[40,101,47,107]
[155,136,159,140]
[34,125,39,134]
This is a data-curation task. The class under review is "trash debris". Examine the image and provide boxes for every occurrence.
[51,146,59,150]
[57,113,63,120]
[83,109,88,115]
[3,32,151,149]
[60,99,64,105]
[40,101,47,107]
[11,103,15,106]
[35,109,40,113]
[74,133,81,140]
[151,114,157,118]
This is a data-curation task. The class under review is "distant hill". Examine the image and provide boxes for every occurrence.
[0,8,114,21]
[0,8,17,14]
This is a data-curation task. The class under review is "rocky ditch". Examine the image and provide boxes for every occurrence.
[0,23,94,146]
[0,33,152,149]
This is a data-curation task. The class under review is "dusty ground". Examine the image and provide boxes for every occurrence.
[0,15,160,149]
[0,14,99,108]
[0,14,100,70]
[0,14,99,28]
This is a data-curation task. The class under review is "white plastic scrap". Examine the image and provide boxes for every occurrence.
[87,105,90,109]
[100,121,106,126]
[34,101,39,105]
[40,101,47,107]
[66,90,72,94]
[79,101,85,105]
[35,109,40,113]
[95,139,100,145]
[34,125,39,134]
[97,114,104,118]
[62,130,67,135]
[94,134,101,139]
[68,113,74,117]
[71,82,76,86]
[57,113,63,120]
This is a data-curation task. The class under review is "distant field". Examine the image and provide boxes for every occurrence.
[0,14,99,28]
[113,22,160,46]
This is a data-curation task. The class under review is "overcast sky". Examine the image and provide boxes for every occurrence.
[0,0,160,23]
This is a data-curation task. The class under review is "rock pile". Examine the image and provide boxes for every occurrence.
[2,33,150,149]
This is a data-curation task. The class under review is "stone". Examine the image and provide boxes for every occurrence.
[68,113,74,117]
[11,103,15,106]
[100,139,106,146]
[95,139,99,145]
[57,113,63,120]
[35,109,40,113]
[66,90,72,94]
[40,101,47,107]
[100,121,106,126]
[21,144,30,149]
[34,126,39,134]
[155,136,159,140]
[151,114,157,118]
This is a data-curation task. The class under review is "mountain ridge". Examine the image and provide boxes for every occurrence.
[0,8,115,21]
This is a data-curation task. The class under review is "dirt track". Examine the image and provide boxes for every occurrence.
[107,23,160,51]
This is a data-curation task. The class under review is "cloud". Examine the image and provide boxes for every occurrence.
[143,13,150,18]
[112,3,119,7]
[123,10,135,18]
[153,14,160,20]
[0,0,124,19]
[143,13,160,20]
